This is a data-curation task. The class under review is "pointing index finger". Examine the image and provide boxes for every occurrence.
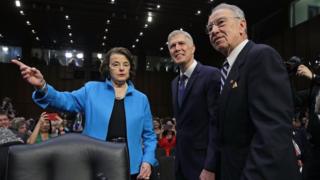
[11,59,27,68]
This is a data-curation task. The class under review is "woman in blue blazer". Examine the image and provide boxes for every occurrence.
[12,47,157,179]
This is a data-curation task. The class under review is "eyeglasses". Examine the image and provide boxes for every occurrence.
[206,16,241,34]
[109,62,130,69]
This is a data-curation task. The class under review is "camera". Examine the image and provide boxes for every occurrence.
[285,56,302,76]
[46,113,58,121]
[285,55,320,76]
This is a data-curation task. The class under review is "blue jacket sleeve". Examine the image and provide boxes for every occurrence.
[32,84,86,113]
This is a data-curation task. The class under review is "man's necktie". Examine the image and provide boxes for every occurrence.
[178,75,187,107]
[220,60,229,93]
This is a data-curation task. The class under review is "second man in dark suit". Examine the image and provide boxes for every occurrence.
[167,30,220,180]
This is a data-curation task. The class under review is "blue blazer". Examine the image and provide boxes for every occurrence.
[172,62,221,179]
[32,80,157,174]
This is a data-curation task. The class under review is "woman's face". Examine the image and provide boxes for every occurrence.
[153,120,160,129]
[18,124,28,134]
[40,120,50,133]
[109,53,130,83]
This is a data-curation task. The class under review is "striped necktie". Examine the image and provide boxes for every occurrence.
[220,60,229,93]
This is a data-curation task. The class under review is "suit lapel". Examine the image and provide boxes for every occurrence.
[219,40,254,114]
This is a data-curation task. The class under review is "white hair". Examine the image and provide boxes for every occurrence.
[210,3,246,20]
[167,30,194,47]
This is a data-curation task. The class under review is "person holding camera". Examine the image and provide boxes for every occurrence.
[27,112,52,144]
[296,64,320,180]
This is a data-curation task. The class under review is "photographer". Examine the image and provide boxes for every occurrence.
[296,64,320,180]
[27,112,53,144]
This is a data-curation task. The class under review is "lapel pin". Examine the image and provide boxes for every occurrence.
[230,80,238,88]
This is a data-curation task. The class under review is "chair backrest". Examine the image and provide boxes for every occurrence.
[6,133,130,180]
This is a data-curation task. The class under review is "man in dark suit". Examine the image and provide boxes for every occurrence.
[167,30,220,180]
[206,3,300,180]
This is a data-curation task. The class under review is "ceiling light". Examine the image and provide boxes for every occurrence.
[97,53,102,59]
[166,42,168,45]
[180,28,183,31]
[160,47,164,51]
[157,4,160,9]
[31,29,36,34]
[107,19,111,24]
[26,21,31,25]
[35,37,40,41]
[105,28,108,32]
[210,0,214,2]
[76,53,84,59]
[196,10,201,15]
[132,45,135,48]
[136,39,139,42]
[53,40,57,43]
[65,52,73,58]
[0,34,3,38]
[65,15,69,20]
[103,36,107,39]
[70,40,74,44]
[19,10,24,15]
[147,16,152,23]
[102,42,105,46]
[111,0,115,4]
[148,12,152,16]
[69,33,72,37]
[2,47,9,53]
[139,32,143,36]
[144,24,148,28]
[67,25,71,29]
[15,0,21,7]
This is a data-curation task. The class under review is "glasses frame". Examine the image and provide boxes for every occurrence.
[206,16,241,34]
[109,62,131,69]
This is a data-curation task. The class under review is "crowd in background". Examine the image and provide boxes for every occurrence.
[0,96,315,174]
[0,97,84,146]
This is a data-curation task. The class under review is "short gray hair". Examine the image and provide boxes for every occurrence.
[167,30,194,47]
[211,3,246,20]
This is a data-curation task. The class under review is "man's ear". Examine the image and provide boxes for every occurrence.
[239,19,247,35]
[192,45,196,54]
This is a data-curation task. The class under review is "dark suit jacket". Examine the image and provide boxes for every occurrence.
[172,62,220,180]
[218,40,300,180]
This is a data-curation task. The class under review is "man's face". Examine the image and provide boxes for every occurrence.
[168,34,195,67]
[0,114,10,128]
[207,8,246,56]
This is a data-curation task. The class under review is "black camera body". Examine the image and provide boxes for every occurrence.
[285,56,302,76]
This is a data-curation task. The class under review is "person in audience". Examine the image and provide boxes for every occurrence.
[0,110,23,144]
[11,117,30,143]
[153,119,163,140]
[168,30,220,180]
[27,112,52,144]
[12,47,157,180]
[1,97,16,119]
[207,3,300,180]
[296,64,320,180]
[158,128,176,156]
[0,112,23,180]
[0,110,10,129]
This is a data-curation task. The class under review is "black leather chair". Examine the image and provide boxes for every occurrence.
[6,133,130,180]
